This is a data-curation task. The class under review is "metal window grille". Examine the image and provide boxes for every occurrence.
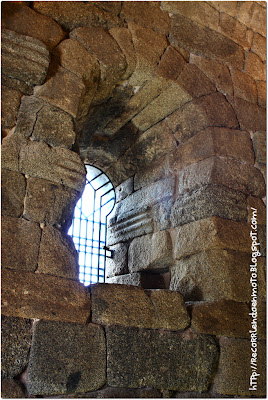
[68,165,115,286]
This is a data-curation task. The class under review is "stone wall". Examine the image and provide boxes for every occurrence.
[1,1,266,398]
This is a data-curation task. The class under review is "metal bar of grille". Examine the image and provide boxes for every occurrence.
[68,165,115,286]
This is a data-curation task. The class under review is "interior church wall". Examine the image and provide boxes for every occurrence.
[1,1,266,398]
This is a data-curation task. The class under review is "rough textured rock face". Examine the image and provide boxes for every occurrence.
[1,316,32,378]
[27,320,106,395]
[107,326,219,391]
[1,1,266,398]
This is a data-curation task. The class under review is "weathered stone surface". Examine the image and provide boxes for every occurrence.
[70,27,126,104]
[53,38,99,88]
[105,243,128,278]
[121,2,170,35]
[128,231,173,273]
[115,177,175,218]
[169,127,255,173]
[20,141,86,192]
[27,320,106,395]
[1,74,34,95]
[33,1,122,31]
[252,32,266,61]
[37,225,78,280]
[232,96,266,132]
[1,169,26,218]
[214,337,266,396]
[167,93,239,143]
[33,103,76,149]
[106,273,142,286]
[170,14,244,69]
[128,22,168,86]
[219,12,253,50]
[170,249,252,302]
[189,54,233,96]
[108,120,175,184]
[237,1,266,37]
[177,64,216,98]
[91,283,155,328]
[2,29,50,87]
[108,177,174,244]
[157,45,186,81]
[82,84,135,140]
[231,69,257,104]
[107,326,218,391]
[103,76,170,136]
[134,159,167,191]
[153,197,174,231]
[48,386,162,398]
[53,38,100,130]
[1,269,91,323]
[244,51,266,81]
[115,177,133,203]
[1,133,28,172]
[256,80,266,108]
[34,66,86,118]
[1,378,26,398]
[1,86,22,130]
[208,1,238,17]
[93,1,122,14]
[146,289,190,331]
[15,95,76,148]
[247,196,266,225]
[2,2,65,51]
[174,217,251,260]
[132,81,192,131]
[191,300,255,338]
[171,184,248,226]
[1,316,31,378]
[109,27,137,80]
[1,216,41,271]
[14,96,44,138]
[252,131,266,164]
[24,177,80,231]
[177,156,265,198]
[162,1,219,30]
[108,210,154,245]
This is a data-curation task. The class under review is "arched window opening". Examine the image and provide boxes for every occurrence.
[68,165,115,286]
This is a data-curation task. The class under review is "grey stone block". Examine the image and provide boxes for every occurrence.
[24,177,80,231]
[108,177,175,245]
[1,316,32,378]
[1,29,50,87]
[214,337,266,397]
[128,230,173,273]
[1,169,26,218]
[171,184,248,227]
[107,326,218,391]
[1,216,41,271]
[20,140,86,192]
[170,249,255,302]
[27,320,106,396]
[1,379,26,398]
[108,210,154,246]
[153,197,174,231]
[177,156,265,198]
[15,96,76,149]
[105,242,128,278]
[115,177,134,203]
[106,273,142,286]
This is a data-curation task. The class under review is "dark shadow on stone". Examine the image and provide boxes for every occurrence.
[66,371,81,393]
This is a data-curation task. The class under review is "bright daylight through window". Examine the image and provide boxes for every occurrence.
[68,165,115,286]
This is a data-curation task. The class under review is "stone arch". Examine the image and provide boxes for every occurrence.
[1,2,266,398]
